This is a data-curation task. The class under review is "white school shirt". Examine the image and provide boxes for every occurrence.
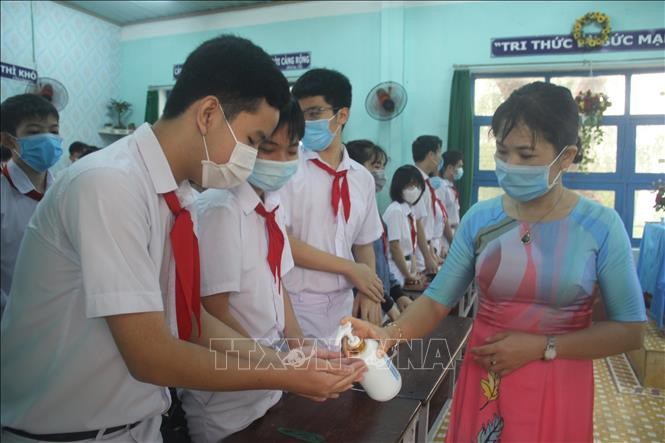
[0,123,195,434]
[278,146,383,295]
[412,166,433,271]
[382,201,415,287]
[196,181,294,343]
[0,160,53,315]
[412,166,431,238]
[429,178,446,245]
[438,178,460,228]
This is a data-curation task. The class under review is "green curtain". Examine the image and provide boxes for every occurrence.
[144,90,159,124]
[446,70,474,215]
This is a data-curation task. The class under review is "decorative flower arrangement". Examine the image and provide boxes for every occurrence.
[575,90,612,170]
[573,12,611,48]
[654,178,665,213]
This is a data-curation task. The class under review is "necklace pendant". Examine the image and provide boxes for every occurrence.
[521,231,532,245]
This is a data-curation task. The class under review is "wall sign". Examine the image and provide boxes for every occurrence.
[271,52,311,71]
[173,51,310,79]
[0,62,38,83]
[491,28,665,57]
[173,64,183,79]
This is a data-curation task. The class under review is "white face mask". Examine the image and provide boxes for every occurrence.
[402,186,422,205]
[201,104,258,189]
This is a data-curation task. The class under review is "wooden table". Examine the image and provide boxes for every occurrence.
[225,316,473,443]
[224,390,421,443]
[392,316,472,441]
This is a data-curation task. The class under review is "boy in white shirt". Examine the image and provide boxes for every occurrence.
[280,69,384,348]
[182,98,306,442]
[411,135,453,277]
[0,94,62,318]
[0,36,362,443]
[438,150,463,232]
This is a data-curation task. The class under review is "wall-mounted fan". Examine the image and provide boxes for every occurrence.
[25,77,69,111]
[365,81,407,121]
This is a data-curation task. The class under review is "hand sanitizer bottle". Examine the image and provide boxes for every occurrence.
[335,322,402,401]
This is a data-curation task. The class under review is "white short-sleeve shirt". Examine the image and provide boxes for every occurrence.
[382,201,415,286]
[0,123,193,434]
[429,178,446,242]
[278,146,383,295]
[438,178,460,228]
[196,181,294,344]
[415,166,448,242]
[413,166,435,271]
[0,160,53,314]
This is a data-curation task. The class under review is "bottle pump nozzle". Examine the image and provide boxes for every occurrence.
[335,322,361,348]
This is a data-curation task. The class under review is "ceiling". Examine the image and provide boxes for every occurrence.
[59,1,277,26]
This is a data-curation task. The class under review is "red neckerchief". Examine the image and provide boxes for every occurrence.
[255,202,285,293]
[163,191,201,341]
[310,158,351,222]
[1,164,45,201]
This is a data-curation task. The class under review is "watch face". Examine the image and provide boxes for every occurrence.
[545,344,556,360]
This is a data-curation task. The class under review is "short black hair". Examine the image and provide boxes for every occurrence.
[346,139,389,166]
[1,94,59,136]
[443,150,463,170]
[412,135,442,162]
[274,96,305,145]
[1,145,11,162]
[292,68,352,110]
[390,165,425,204]
[162,34,290,121]
[492,81,582,163]
[69,141,88,155]
[80,146,100,159]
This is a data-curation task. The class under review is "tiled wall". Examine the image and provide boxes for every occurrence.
[1,1,121,172]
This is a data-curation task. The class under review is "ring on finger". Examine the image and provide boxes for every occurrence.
[490,359,497,366]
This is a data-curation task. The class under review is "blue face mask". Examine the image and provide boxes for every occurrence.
[16,133,63,172]
[453,167,464,181]
[429,176,444,190]
[494,149,565,202]
[301,113,340,152]
[248,158,299,192]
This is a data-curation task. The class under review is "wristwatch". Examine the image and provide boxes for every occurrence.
[543,336,557,361]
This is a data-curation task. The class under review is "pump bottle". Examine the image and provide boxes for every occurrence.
[335,322,402,402]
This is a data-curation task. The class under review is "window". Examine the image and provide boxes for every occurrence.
[157,87,172,117]
[471,68,665,246]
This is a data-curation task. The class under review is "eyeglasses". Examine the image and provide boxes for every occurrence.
[302,106,338,120]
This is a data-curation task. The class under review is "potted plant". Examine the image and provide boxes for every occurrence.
[108,99,133,130]
[654,178,665,222]
[575,90,611,171]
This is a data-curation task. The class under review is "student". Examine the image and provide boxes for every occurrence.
[68,141,88,163]
[430,151,464,257]
[280,68,384,346]
[438,150,463,232]
[346,139,413,318]
[180,97,307,442]
[0,94,62,319]
[0,36,363,443]
[411,135,452,274]
[383,165,426,288]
